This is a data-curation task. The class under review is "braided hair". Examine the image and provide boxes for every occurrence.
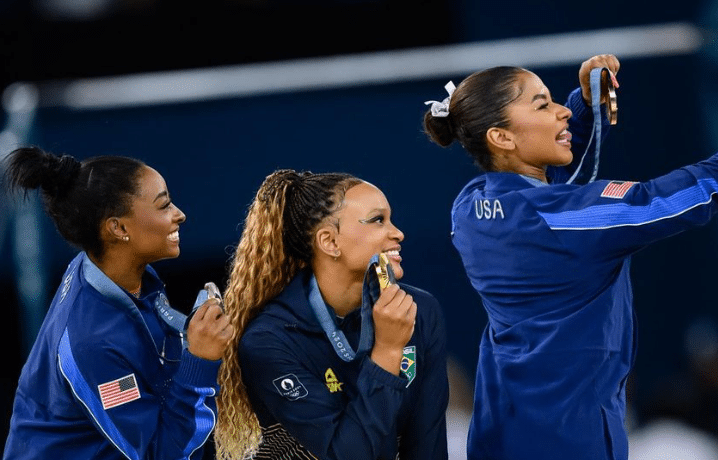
[215,169,362,460]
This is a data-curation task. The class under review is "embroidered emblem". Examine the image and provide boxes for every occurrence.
[324,368,343,393]
[98,373,141,410]
[401,346,417,387]
[272,374,308,401]
[601,181,637,199]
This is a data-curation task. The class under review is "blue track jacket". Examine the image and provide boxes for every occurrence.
[3,252,221,460]
[238,269,449,460]
[452,90,718,459]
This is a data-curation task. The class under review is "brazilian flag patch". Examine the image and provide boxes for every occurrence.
[400,346,416,387]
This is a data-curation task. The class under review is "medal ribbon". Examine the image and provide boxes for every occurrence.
[566,67,614,184]
[308,254,384,362]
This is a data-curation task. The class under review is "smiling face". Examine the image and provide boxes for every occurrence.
[331,182,405,281]
[502,71,574,172]
[123,166,186,263]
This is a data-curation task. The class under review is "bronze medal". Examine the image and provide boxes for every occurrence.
[602,68,618,125]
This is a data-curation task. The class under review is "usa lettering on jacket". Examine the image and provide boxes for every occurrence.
[474,199,505,220]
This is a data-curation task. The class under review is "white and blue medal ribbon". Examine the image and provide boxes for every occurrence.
[566,67,616,184]
[308,254,384,362]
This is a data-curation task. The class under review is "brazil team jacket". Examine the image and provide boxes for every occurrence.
[3,252,220,460]
[238,268,449,460]
[452,89,718,459]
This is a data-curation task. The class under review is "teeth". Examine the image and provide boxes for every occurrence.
[384,250,400,257]
[557,129,572,142]
[168,231,179,241]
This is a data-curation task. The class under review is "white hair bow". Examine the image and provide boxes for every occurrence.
[424,81,456,118]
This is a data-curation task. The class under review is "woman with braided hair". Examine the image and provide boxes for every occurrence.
[214,170,449,460]
[2,146,233,460]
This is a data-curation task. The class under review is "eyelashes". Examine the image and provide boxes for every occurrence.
[359,215,385,224]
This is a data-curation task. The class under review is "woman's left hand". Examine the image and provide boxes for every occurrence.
[579,54,620,106]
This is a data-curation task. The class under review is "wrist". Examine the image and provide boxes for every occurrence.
[370,344,404,376]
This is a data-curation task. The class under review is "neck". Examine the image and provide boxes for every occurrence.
[312,261,363,317]
[491,151,548,183]
[89,250,146,295]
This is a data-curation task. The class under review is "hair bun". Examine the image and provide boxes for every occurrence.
[423,110,456,147]
[56,154,82,178]
[42,153,82,197]
[5,147,81,198]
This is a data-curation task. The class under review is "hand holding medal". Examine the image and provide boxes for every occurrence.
[578,54,620,124]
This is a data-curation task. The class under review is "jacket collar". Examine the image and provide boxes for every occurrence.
[265,269,362,333]
[483,171,548,194]
[81,252,142,316]
[265,269,329,333]
[79,252,176,353]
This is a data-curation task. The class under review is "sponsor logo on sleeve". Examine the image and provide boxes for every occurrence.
[601,181,637,199]
[272,374,308,401]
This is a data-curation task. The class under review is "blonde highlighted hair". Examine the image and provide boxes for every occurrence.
[214,169,362,459]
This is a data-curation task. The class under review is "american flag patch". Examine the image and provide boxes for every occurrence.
[98,374,140,410]
[601,181,637,199]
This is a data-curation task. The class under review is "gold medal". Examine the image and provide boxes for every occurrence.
[375,253,395,291]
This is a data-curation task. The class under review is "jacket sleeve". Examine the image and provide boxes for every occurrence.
[397,292,450,460]
[548,88,612,185]
[238,329,408,460]
[536,151,718,259]
[59,321,221,460]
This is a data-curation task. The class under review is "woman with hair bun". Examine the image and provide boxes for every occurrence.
[213,170,449,460]
[2,146,233,460]
[423,54,718,460]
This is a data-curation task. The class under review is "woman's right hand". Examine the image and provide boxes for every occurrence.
[186,298,234,361]
[370,284,417,375]
[578,54,620,106]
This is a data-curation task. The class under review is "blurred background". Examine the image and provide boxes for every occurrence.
[2,0,718,458]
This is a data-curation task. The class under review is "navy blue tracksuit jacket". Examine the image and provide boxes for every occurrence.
[238,269,449,460]
[453,90,718,459]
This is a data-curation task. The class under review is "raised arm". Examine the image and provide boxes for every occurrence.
[548,54,620,185]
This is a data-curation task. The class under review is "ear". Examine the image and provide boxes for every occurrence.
[486,127,516,151]
[314,224,339,258]
[104,217,129,242]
